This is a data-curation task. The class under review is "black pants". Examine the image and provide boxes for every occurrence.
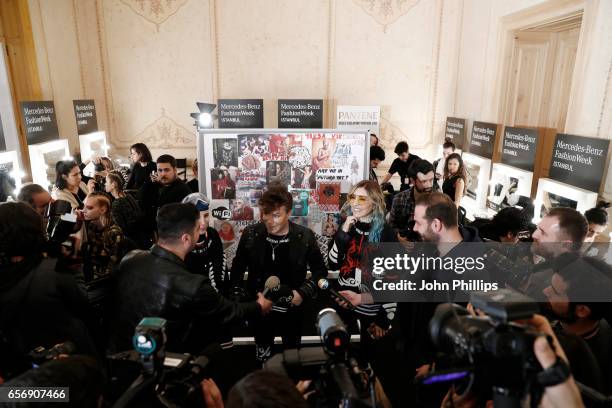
[253,307,303,363]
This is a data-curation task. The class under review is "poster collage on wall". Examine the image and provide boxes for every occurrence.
[202,131,367,265]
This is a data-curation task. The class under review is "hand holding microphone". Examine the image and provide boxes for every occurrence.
[318,278,356,310]
[262,276,280,299]
[262,276,294,308]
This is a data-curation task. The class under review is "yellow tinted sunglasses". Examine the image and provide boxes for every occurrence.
[348,194,370,205]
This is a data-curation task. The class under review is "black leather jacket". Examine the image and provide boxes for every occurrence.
[108,245,261,353]
[230,221,327,300]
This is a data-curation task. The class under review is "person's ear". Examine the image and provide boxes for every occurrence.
[575,304,592,319]
[431,219,442,233]
[181,232,191,247]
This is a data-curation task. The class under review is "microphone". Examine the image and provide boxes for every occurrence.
[262,276,280,300]
[318,278,355,310]
[274,284,294,308]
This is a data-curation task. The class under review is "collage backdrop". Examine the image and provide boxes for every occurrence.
[199,130,369,268]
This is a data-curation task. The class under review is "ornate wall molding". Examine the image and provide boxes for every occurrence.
[72,0,86,97]
[120,0,189,28]
[427,0,443,143]
[132,109,195,149]
[210,0,220,101]
[95,0,117,144]
[379,115,427,150]
[326,0,337,127]
[597,55,612,138]
[353,0,420,31]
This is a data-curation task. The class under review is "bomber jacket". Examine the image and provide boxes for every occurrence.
[229,221,327,301]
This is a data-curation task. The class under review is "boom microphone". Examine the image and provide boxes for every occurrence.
[318,278,355,310]
[263,276,281,299]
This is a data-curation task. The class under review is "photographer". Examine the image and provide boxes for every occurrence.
[0,355,105,408]
[53,160,93,210]
[440,314,584,408]
[0,202,97,378]
[523,208,588,301]
[108,203,272,355]
[542,255,612,394]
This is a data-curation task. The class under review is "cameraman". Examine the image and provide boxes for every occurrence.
[441,314,584,408]
[108,203,273,354]
[542,255,612,394]
[0,202,97,378]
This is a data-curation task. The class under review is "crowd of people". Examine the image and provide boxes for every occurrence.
[0,136,611,407]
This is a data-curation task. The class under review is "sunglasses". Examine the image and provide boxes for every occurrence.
[348,194,370,205]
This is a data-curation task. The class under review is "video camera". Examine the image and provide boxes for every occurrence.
[265,308,376,408]
[109,318,212,408]
[423,289,558,407]
[29,341,76,368]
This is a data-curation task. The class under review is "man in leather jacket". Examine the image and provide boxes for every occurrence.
[230,183,328,363]
[108,203,272,354]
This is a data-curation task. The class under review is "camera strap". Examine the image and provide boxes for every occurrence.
[536,356,571,387]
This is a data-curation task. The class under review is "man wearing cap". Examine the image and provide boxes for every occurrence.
[182,193,234,352]
[182,193,227,293]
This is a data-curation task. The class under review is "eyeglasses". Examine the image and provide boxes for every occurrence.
[348,194,370,205]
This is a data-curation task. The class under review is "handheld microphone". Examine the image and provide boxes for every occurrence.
[318,278,355,310]
[262,276,280,300]
[274,284,294,308]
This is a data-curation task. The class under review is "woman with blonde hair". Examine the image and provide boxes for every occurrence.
[79,192,127,282]
[328,179,399,403]
[328,179,396,323]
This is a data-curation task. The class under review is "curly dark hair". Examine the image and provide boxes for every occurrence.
[259,182,293,214]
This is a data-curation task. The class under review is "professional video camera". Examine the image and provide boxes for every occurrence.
[423,289,570,408]
[29,341,76,367]
[109,318,213,408]
[265,308,376,408]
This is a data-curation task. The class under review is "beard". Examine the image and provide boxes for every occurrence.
[541,301,577,323]
[531,240,554,259]
[419,226,439,243]
[415,185,433,194]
